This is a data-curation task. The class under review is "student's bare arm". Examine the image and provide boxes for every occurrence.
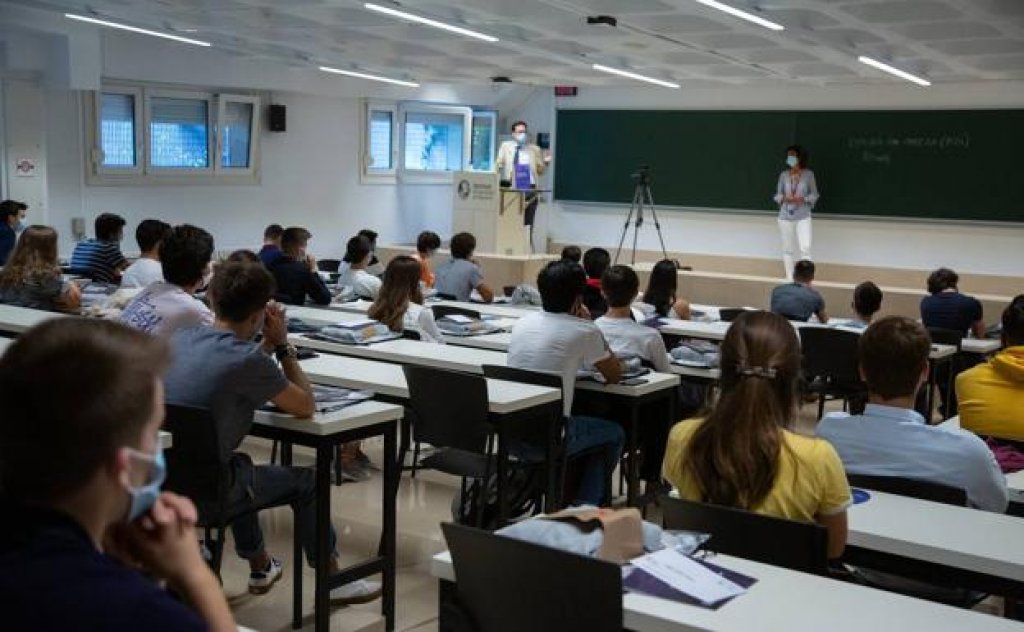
[971,319,986,339]
[817,309,829,324]
[593,354,623,385]
[816,511,847,560]
[263,303,315,417]
[476,283,495,303]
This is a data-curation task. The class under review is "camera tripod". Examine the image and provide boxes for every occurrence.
[614,178,669,266]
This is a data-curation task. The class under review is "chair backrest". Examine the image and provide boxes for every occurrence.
[798,326,862,386]
[433,304,481,320]
[441,522,622,632]
[317,258,341,273]
[846,474,967,507]
[401,328,422,341]
[403,365,491,452]
[481,365,562,445]
[927,327,963,352]
[718,308,747,322]
[435,292,458,301]
[162,404,231,520]
[660,496,830,574]
[781,312,810,323]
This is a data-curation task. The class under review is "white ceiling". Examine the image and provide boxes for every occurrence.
[14,0,1024,87]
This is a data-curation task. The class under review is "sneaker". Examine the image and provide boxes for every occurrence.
[330,579,383,605]
[248,558,284,595]
[355,449,376,470]
[340,463,372,483]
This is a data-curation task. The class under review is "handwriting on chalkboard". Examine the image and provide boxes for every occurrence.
[847,134,971,150]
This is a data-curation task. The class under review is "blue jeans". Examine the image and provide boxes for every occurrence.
[510,415,624,506]
[228,458,338,567]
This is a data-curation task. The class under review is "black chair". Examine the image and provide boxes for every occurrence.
[162,405,304,619]
[846,474,967,506]
[402,366,497,527]
[61,265,98,280]
[780,312,811,323]
[718,308,747,322]
[927,327,965,418]
[433,304,481,320]
[660,496,830,575]
[435,292,459,301]
[799,327,866,418]
[401,329,422,341]
[316,258,341,273]
[441,522,622,632]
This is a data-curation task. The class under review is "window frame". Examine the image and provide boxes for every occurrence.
[93,86,143,175]
[215,94,260,177]
[361,99,399,184]
[144,88,215,176]
[469,108,498,172]
[398,103,473,184]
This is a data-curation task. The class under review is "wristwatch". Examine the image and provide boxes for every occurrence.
[274,343,298,362]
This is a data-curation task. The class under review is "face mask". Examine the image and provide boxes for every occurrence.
[124,445,166,522]
[786,155,799,168]
[514,132,527,145]
[15,220,26,233]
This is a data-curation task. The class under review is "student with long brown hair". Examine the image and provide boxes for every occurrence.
[662,310,850,559]
[0,225,80,312]
[369,255,444,344]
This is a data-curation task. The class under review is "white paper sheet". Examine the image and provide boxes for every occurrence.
[630,549,746,605]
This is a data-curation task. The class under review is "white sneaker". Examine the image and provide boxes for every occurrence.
[248,557,284,595]
[330,579,383,605]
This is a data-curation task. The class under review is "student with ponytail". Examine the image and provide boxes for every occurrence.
[662,311,851,560]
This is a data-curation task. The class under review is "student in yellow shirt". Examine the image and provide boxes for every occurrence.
[957,295,1024,441]
[662,311,851,560]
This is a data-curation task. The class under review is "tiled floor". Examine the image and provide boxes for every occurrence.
[223,397,1001,631]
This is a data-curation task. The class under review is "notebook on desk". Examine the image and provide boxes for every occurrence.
[262,385,374,414]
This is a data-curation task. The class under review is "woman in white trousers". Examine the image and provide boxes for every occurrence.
[773,145,819,278]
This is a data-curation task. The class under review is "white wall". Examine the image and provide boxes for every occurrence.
[505,82,1024,276]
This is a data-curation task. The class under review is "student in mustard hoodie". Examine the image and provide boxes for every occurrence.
[957,295,1024,441]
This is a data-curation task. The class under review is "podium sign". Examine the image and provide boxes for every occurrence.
[451,171,529,255]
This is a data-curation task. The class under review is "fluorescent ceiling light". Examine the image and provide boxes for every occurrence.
[319,65,420,87]
[858,56,931,87]
[64,13,211,46]
[364,3,498,42]
[592,64,680,89]
[695,0,784,31]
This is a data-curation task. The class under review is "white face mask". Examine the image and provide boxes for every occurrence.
[514,132,527,145]
[786,155,799,168]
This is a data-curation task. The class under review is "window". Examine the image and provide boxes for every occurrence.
[149,94,211,170]
[470,110,497,171]
[88,84,260,183]
[362,101,398,182]
[369,110,393,170]
[400,105,472,180]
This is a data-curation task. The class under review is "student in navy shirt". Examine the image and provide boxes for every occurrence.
[258,223,284,267]
[0,318,234,632]
[0,199,28,265]
[69,212,129,283]
[920,267,985,338]
[267,227,332,305]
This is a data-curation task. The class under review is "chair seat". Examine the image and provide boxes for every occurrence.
[421,449,493,479]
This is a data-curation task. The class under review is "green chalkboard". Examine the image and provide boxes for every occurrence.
[553,109,1024,223]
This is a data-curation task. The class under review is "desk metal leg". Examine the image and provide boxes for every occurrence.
[926,359,937,422]
[545,405,559,513]
[292,506,303,630]
[281,442,293,467]
[496,425,508,529]
[314,443,332,632]
[626,403,640,507]
[382,421,397,631]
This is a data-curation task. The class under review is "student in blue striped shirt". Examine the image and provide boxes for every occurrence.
[69,213,128,283]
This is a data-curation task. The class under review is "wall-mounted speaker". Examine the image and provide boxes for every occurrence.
[269,104,287,132]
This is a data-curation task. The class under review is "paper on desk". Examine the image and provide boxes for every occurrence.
[630,548,747,605]
[441,314,474,323]
[333,319,377,329]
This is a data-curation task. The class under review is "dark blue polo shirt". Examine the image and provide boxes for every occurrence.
[0,223,15,265]
[268,255,332,305]
[921,291,983,335]
[0,502,206,631]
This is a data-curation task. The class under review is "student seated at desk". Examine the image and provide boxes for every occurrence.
[663,311,850,560]
[413,230,441,288]
[595,265,671,373]
[508,260,625,506]
[637,259,690,321]
[121,219,171,289]
[582,247,610,319]
[338,234,382,300]
[163,261,381,602]
[268,227,332,306]
[0,225,81,313]
[0,199,28,265]
[957,296,1024,442]
[921,267,985,338]
[258,223,284,268]
[69,212,129,283]
[358,229,385,277]
[433,232,494,304]
[119,225,214,337]
[847,281,882,330]
[369,255,445,344]
[770,259,827,323]
[0,319,234,632]
[818,317,1007,512]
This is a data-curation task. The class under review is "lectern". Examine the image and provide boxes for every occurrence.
[451,171,547,255]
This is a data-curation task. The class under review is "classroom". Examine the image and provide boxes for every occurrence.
[1,1,1023,631]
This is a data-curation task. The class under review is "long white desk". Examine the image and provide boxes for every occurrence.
[0,303,66,334]
[430,550,1021,632]
[330,298,536,320]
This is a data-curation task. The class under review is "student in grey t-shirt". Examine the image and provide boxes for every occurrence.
[432,232,494,303]
[162,260,381,604]
[770,259,828,323]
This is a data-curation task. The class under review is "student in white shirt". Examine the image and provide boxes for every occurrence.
[119,225,214,337]
[337,235,382,300]
[121,219,171,289]
[596,265,672,373]
[817,316,1007,512]
[368,255,445,344]
[508,260,625,506]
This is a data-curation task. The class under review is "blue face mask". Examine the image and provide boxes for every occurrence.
[786,155,799,168]
[514,132,527,146]
[124,445,166,522]
[15,220,26,233]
